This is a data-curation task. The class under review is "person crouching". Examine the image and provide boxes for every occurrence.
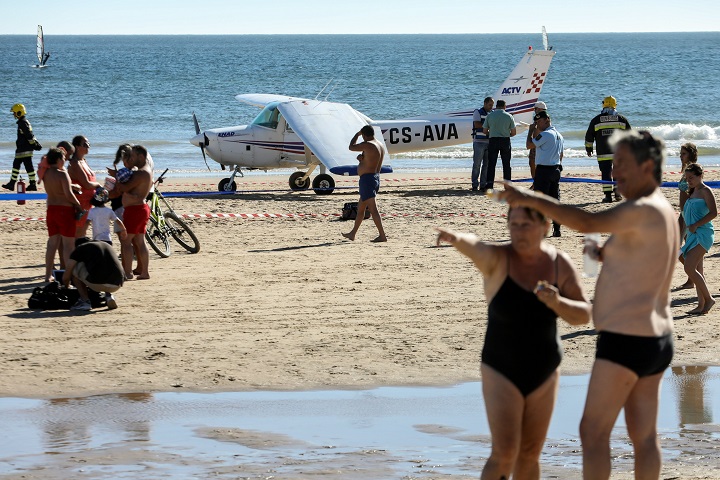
[62,237,124,311]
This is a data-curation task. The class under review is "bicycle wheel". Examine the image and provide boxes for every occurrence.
[164,212,200,254]
[145,215,172,258]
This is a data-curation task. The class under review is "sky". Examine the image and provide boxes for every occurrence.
[2,0,719,35]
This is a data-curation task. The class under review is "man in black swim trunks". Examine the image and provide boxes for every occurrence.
[342,125,387,243]
[500,130,678,480]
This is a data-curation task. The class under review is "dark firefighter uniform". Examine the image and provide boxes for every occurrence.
[585,96,631,203]
[3,103,42,191]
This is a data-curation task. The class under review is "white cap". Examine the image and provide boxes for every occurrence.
[534,101,547,110]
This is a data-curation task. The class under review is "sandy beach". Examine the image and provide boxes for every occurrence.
[2,167,720,478]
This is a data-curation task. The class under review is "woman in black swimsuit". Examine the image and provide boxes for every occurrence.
[437,206,591,479]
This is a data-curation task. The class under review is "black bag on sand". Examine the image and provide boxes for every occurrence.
[28,282,79,309]
[28,282,106,310]
[341,202,371,221]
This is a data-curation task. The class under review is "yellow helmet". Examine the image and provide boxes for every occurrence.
[602,96,617,109]
[11,103,27,118]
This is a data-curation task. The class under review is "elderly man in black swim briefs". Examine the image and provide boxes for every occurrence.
[436,207,591,479]
[342,125,387,243]
[499,130,678,480]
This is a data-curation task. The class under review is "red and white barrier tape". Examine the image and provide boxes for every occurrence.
[1,211,506,223]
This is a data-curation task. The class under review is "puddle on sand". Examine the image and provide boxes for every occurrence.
[0,368,718,479]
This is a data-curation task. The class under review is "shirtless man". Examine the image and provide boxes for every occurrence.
[43,148,82,283]
[499,130,677,480]
[114,145,153,280]
[342,125,387,242]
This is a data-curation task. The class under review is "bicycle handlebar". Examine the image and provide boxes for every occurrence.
[155,168,169,185]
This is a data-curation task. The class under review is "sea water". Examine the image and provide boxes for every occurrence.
[0,33,719,178]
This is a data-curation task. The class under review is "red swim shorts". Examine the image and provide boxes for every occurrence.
[46,205,76,237]
[123,203,151,234]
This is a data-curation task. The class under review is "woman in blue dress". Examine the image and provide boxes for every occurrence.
[675,143,699,290]
[679,163,717,314]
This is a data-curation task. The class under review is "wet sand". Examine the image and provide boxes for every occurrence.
[2,168,720,478]
[1,368,719,479]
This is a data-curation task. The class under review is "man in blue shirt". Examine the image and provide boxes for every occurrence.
[471,96,494,191]
[483,99,517,188]
[527,110,563,237]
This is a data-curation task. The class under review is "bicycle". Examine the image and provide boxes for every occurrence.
[145,168,201,258]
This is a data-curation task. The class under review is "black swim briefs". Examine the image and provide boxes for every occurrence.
[595,331,673,377]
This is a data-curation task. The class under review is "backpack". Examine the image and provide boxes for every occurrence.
[341,202,371,221]
[28,282,106,310]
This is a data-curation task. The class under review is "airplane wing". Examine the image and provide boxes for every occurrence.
[235,94,308,108]
[277,100,391,176]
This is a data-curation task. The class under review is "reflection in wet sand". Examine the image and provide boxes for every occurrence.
[0,368,718,479]
[671,366,713,427]
[44,393,153,453]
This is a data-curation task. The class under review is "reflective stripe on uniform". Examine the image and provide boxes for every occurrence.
[595,122,628,131]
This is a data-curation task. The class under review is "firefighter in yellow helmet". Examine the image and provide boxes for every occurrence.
[584,96,632,203]
[3,104,42,191]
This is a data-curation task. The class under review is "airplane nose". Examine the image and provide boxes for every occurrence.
[190,132,205,147]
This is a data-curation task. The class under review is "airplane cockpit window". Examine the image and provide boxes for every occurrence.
[251,102,280,129]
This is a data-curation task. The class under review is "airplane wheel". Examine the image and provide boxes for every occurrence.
[218,178,237,192]
[312,174,335,195]
[289,171,310,191]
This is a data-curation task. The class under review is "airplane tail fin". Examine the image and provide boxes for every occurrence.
[493,47,555,127]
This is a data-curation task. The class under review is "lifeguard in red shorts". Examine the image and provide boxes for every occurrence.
[68,136,101,238]
[42,148,82,283]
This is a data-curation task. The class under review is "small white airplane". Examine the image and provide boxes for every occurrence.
[190,35,555,194]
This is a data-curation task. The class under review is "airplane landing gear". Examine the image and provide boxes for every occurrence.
[289,171,311,191]
[217,166,243,192]
[288,165,334,195]
[312,173,335,195]
[218,178,237,192]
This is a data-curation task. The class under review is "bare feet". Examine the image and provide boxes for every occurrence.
[132,268,141,275]
[136,274,150,280]
[371,236,387,243]
[342,232,355,241]
[689,298,715,315]
[125,273,135,280]
[672,281,694,291]
[702,298,716,314]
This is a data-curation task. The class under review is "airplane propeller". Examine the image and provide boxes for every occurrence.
[192,112,210,171]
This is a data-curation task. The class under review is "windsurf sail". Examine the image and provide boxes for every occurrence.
[36,25,45,65]
[542,26,552,51]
